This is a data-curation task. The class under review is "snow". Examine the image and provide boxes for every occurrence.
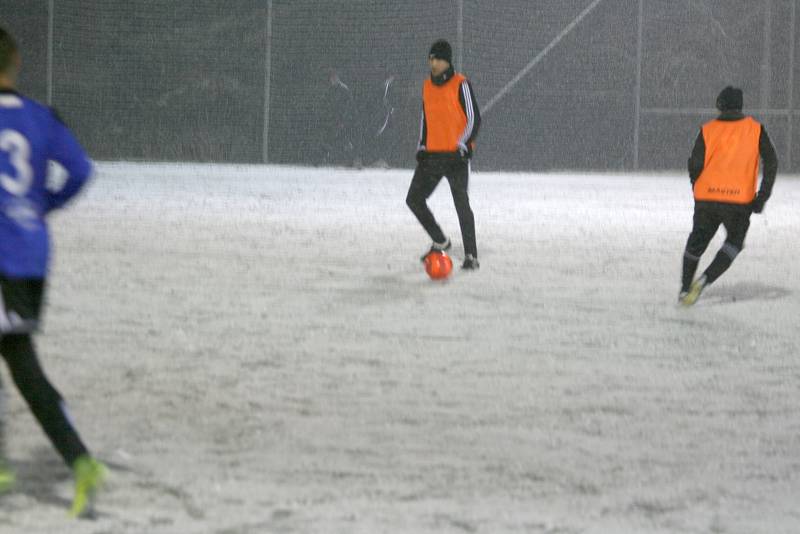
[1,163,799,533]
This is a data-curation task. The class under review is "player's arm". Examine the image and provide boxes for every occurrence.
[758,126,778,197]
[416,102,427,159]
[752,126,778,213]
[457,79,481,155]
[687,130,705,185]
[46,111,93,212]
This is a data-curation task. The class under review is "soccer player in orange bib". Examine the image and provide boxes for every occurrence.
[680,86,778,306]
[406,40,481,270]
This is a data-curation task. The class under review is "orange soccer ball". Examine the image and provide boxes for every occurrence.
[424,251,453,280]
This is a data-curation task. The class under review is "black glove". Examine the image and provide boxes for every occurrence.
[751,194,766,214]
[416,149,427,163]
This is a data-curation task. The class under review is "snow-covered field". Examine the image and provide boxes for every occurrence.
[1,163,799,534]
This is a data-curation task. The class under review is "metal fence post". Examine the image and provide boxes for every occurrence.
[633,0,643,170]
[788,0,796,172]
[46,0,54,105]
[263,0,273,164]
[457,0,464,71]
[761,0,772,110]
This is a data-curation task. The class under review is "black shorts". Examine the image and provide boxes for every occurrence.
[0,275,45,335]
[687,201,751,253]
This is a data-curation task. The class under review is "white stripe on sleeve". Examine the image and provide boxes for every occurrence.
[458,81,475,146]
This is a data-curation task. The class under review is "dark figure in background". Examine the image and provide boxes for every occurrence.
[320,69,358,167]
[0,26,106,516]
[679,86,778,306]
[405,40,482,270]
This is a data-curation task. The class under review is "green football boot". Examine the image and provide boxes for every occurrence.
[0,463,14,493]
[680,275,708,307]
[69,455,107,518]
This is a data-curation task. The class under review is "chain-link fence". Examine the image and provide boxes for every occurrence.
[2,0,797,171]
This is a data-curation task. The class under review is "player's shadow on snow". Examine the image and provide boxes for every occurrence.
[8,446,72,508]
[353,272,435,303]
[701,281,791,305]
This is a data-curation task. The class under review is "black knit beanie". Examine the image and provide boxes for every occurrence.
[429,40,452,64]
[716,86,743,112]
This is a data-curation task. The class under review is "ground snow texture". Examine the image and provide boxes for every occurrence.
[1,163,799,534]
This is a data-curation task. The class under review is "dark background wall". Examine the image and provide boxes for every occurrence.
[1,0,797,171]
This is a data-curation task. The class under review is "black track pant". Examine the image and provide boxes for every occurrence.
[681,202,751,291]
[1,334,88,467]
[406,155,477,257]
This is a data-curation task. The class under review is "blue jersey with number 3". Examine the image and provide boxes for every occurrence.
[0,89,92,278]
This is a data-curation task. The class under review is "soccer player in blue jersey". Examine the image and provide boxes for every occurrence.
[0,26,105,517]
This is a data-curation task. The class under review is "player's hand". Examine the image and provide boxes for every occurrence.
[416,149,427,163]
[751,195,766,214]
[456,143,471,160]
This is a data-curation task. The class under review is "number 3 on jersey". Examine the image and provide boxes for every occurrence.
[0,129,33,197]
